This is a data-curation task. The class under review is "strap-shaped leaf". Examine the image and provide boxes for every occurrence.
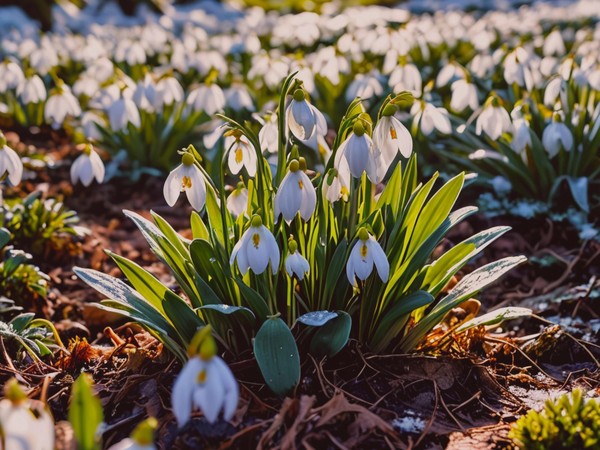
[254,317,300,396]
[69,374,103,450]
[456,307,532,333]
[233,279,271,321]
[297,311,338,327]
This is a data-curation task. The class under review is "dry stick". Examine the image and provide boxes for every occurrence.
[324,431,350,450]
[413,380,438,449]
[571,275,597,319]
[542,243,587,294]
[220,421,269,449]
[484,336,563,383]
[0,338,16,372]
[40,375,51,403]
[434,380,466,433]
[450,390,481,413]
[240,384,279,413]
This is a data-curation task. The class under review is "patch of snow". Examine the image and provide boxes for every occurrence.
[392,410,426,434]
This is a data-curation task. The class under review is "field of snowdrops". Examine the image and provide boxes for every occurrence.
[0,0,599,448]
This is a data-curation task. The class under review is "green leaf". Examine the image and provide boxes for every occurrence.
[197,304,255,318]
[191,211,210,240]
[309,311,351,358]
[233,279,271,321]
[69,373,103,450]
[456,306,532,333]
[297,311,338,327]
[323,238,348,302]
[162,290,204,344]
[9,313,35,332]
[566,176,589,213]
[0,228,10,248]
[253,317,300,396]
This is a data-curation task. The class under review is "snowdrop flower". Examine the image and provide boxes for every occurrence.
[155,76,184,108]
[346,227,389,286]
[285,237,309,280]
[73,75,99,98]
[543,29,566,56]
[108,96,141,132]
[286,89,327,140]
[411,101,452,136]
[132,73,158,113]
[345,72,383,102]
[230,215,280,275]
[172,327,238,426]
[323,166,350,204]
[225,83,254,111]
[450,79,478,112]
[115,40,146,66]
[0,132,23,186]
[225,131,257,177]
[164,152,207,211]
[334,121,381,183]
[17,74,46,104]
[187,83,226,116]
[258,113,278,154]
[0,379,54,450]
[0,60,24,92]
[107,418,157,450]
[226,182,248,218]
[81,111,106,141]
[543,77,568,109]
[372,104,412,173]
[475,98,512,140]
[388,62,422,96]
[511,118,532,155]
[436,61,465,87]
[274,158,316,223]
[71,144,105,187]
[542,114,574,158]
[44,83,81,129]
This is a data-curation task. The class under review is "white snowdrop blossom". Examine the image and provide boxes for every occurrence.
[172,327,239,426]
[225,132,257,177]
[372,105,413,173]
[258,114,279,154]
[155,76,184,108]
[0,133,23,186]
[346,228,389,286]
[108,96,141,132]
[0,60,25,92]
[511,118,532,155]
[44,84,81,129]
[225,83,254,111]
[345,72,384,102]
[334,121,381,183]
[71,144,105,187]
[107,418,157,450]
[286,89,327,140]
[274,159,316,223]
[285,238,309,280]
[0,379,54,450]
[475,99,512,140]
[132,73,158,113]
[323,165,351,204]
[388,63,422,96]
[164,152,207,211]
[542,115,574,158]
[230,215,280,275]
[450,79,478,112]
[187,83,226,116]
[226,183,248,218]
[411,102,452,136]
[17,75,46,104]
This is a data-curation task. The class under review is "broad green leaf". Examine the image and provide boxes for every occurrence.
[197,304,255,317]
[309,311,352,358]
[9,313,35,332]
[0,228,10,248]
[566,176,589,213]
[191,211,210,241]
[253,317,300,396]
[151,210,191,257]
[69,374,103,450]
[233,279,271,321]
[162,290,204,344]
[456,307,532,333]
[323,238,348,302]
[297,311,338,327]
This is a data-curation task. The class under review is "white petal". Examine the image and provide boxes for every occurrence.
[163,166,182,206]
[185,166,207,211]
[89,151,105,183]
[368,238,389,282]
[172,358,203,427]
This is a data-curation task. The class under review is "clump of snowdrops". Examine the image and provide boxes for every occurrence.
[77,73,525,396]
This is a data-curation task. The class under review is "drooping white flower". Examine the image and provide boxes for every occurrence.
[372,104,413,173]
[225,83,254,111]
[107,418,157,450]
[0,379,54,450]
[475,98,512,140]
[511,118,532,155]
[0,133,23,186]
[17,75,46,104]
[226,182,248,218]
[542,115,574,158]
[285,238,309,280]
[388,62,422,96]
[411,101,452,136]
[71,144,105,187]
[274,159,316,223]
[436,61,465,87]
[334,121,381,183]
[230,215,280,275]
[132,73,158,113]
[346,228,389,286]
[323,165,351,204]
[44,84,81,129]
[172,327,238,426]
[258,113,279,154]
[187,83,226,116]
[155,76,184,108]
[0,60,25,92]
[225,132,257,177]
[450,79,478,112]
[345,71,384,102]
[543,29,566,57]
[285,89,327,140]
[164,152,207,211]
[107,96,141,132]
